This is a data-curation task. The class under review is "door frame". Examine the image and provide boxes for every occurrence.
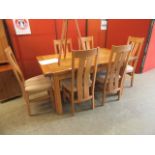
[140,19,155,72]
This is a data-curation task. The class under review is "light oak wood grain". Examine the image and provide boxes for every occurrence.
[5,47,53,116]
[96,45,132,105]
[126,36,144,87]
[79,36,94,50]
[37,48,111,114]
[54,38,72,54]
[62,48,99,114]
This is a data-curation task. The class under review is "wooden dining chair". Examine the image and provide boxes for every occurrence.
[79,36,94,50]
[126,36,144,87]
[54,38,72,54]
[5,46,54,116]
[96,45,132,105]
[61,48,99,114]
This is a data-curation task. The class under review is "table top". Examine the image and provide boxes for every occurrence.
[37,48,111,75]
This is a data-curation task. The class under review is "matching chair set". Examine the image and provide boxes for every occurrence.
[5,36,144,115]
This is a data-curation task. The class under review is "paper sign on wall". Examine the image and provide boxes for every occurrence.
[101,19,108,30]
[13,19,31,35]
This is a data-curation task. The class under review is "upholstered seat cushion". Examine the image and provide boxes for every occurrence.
[96,71,121,84]
[25,75,50,86]
[25,75,51,93]
[62,78,92,92]
[96,70,107,83]
[126,65,134,73]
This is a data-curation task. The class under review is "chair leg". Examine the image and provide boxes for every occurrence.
[131,73,134,87]
[92,95,95,109]
[24,92,31,116]
[120,86,124,97]
[118,76,125,100]
[71,102,75,115]
[118,90,121,100]
[70,95,75,115]
[121,75,126,96]
[102,90,106,106]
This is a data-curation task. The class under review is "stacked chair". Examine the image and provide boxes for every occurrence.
[79,36,94,50]
[54,38,72,54]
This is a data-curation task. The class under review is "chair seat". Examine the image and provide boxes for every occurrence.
[25,75,51,93]
[25,75,50,85]
[96,70,107,83]
[126,65,134,73]
[62,78,92,92]
[96,72,121,84]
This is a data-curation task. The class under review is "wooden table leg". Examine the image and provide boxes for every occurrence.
[53,75,63,114]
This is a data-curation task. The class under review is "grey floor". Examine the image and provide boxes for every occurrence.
[0,69,155,135]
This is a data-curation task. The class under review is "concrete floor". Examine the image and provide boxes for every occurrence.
[0,69,155,135]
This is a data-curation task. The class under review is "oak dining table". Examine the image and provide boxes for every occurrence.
[37,48,111,114]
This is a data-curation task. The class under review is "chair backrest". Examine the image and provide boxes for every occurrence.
[127,36,144,68]
[54,38,72,54]
[105,45,132,93]
[71,48,98,103]
[5,46,25,93]
[79,36,94,50]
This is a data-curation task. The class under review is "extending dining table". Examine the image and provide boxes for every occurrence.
[37,48,111,114]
